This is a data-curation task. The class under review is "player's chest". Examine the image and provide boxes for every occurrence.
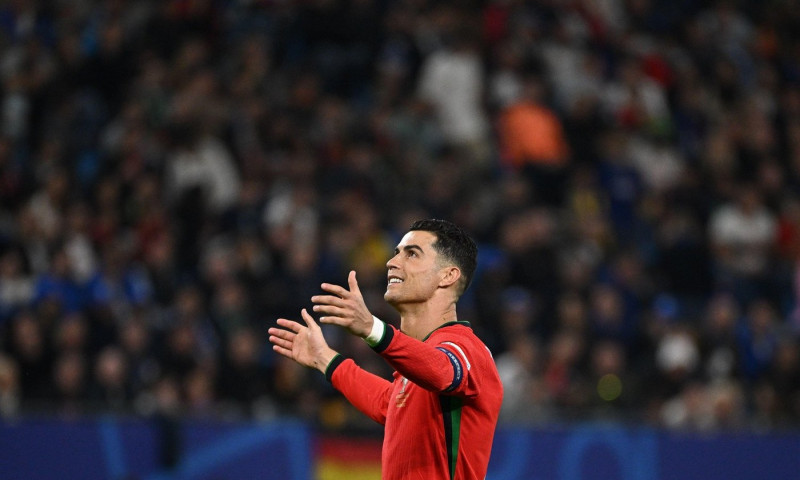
[387,375,437,415]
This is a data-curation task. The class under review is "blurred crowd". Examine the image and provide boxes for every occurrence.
[1,0,800,433]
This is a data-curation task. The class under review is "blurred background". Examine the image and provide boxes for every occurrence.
[0,0,800,479]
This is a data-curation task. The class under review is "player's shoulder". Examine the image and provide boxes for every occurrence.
[427,321,475,339]
[429,322,492,354]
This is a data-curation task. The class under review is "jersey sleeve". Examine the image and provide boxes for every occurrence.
[370,324,482,398]
[327,355,393,425]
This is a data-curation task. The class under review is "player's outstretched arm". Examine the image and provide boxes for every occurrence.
[311,270,374,338]
[268,308,338,374]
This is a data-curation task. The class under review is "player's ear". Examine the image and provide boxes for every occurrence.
[439,266,461,289]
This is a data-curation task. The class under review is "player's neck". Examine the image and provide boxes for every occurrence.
[398,300,458,340]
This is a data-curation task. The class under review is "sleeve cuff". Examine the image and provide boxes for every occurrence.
[366,318,394,353]
[364,316,386,347]
[324,354,346,383]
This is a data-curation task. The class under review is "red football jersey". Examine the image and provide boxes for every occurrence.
[327,321,503,480]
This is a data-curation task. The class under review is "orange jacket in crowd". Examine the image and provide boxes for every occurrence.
[498,101,571,169]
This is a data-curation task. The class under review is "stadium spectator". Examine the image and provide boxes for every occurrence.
[0,354,19,418]
[498,75,571,206]
[709,182,779,302]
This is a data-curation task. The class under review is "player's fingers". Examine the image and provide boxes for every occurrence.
[312,304,347,317]
[268,327,295,341]
[271,344,293,359]
[268,335,293,351]
[320,282,349,297]
[348,270,361,295]
[300,308,320,330]
[310,294,345,307]
[276,318,302,332]
[318,315,349,327]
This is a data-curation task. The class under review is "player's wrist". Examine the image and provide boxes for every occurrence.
[364,316,385,347]
[323,353,346,382]
[364,316,394,352]
[318,348,339,375]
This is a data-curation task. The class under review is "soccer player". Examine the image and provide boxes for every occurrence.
[269,219,503,480]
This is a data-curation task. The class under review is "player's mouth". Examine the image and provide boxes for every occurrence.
[388,276,404,286]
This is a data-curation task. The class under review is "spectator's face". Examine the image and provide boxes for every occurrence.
[51,250,71,277]
[228,329,258,366]
[384,230,446,306]
[0,357,18,392]
[120,321,148,354]
[706,295,738,333]
[54,353,85,396]
[591,341,625,375]
[0,252,21,277]
[557,294,586,331]
[774,342,799,372]
[45,174,68,203]
[56,315,87,351]
[590,285,623,322]
[96,348,127,387]
[12,315,42,357]
[738,187,761,213]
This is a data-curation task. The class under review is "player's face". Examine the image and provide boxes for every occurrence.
[384,230,444,306]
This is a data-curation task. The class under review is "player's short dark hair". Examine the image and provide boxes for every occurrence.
[409,219,478,297]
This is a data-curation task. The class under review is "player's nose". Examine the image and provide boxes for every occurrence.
[386,252,400,270]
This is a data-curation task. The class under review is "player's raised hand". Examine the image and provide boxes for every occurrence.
[268,309,338,373]
[311,270,374,338]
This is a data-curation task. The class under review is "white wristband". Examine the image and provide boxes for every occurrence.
[364,316,385,347]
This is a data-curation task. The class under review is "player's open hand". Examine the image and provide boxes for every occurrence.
[311,270,373,338]
[268,309,338,373]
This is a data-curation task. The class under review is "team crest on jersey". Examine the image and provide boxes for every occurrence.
[396,377,410,408]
